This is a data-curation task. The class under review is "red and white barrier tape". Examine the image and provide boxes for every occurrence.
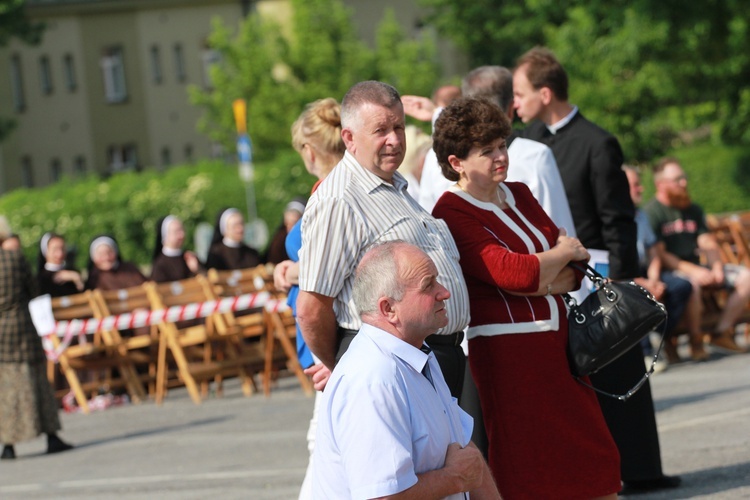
[42,291,289,362]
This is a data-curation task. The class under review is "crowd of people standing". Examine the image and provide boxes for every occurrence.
[285,47,749,499]
[2,42,748,498]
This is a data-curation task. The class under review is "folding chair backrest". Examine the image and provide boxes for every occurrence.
[207,266,268,297]
[94,284,152,317]
[51,290,97,322]
[150,277,211,310]
[706,214,742,266]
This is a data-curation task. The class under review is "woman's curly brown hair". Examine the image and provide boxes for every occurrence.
[433,97,511,182]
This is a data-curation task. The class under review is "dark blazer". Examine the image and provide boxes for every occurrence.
[0,249,46,363]
[522,111,638,279]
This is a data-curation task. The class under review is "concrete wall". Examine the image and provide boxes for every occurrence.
[133,3,243,168]
[2,16,95,186]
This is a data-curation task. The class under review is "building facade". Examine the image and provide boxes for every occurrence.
[0,0,464,194]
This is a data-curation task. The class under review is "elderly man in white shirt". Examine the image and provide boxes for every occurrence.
[313,241,498,499]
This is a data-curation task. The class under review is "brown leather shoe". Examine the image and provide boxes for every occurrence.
[709,334,748,354]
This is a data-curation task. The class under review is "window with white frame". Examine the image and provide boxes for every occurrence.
[201,47,221,89]
[150,45,162,84]
[173,43,186,83]
[74,155,86,175]
[10,54,26,112]
[21,156,34,187]
[161,147,172,167]
[39,55,53,95]
[63,54,77,92]
[108,144,138,172]
[50,158,62,182]
[101,47,128,103]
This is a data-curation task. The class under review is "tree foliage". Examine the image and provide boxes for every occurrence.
[190,0,440,159]
[0,0,44,142]
[419,0,750,161]
[0,153,316,270]
[0,0,43,46]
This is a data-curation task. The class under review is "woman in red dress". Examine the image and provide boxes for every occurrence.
[432,97,620,499]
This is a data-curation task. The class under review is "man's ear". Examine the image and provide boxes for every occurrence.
[448,155,463,175]
[378,296,398,322]
[540,87,553,106]
[342,128,355,153]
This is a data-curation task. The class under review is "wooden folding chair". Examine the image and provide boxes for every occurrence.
[144,276,259,404]
[48,291,143,413]
[706,214,742,265]
[90,285,155,399]
[207,266,313,396]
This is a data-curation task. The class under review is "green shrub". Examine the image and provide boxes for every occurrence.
[0,150,315,270]
[639,142,750,214]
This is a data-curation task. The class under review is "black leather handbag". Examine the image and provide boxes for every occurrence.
[564,264,667,400]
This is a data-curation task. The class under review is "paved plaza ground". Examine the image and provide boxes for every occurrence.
[1,344,749,499]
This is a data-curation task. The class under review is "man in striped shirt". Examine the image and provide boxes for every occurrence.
[297,81,471,398]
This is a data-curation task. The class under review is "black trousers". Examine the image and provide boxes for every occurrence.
[459,362,488,459]
[589,343,665,481]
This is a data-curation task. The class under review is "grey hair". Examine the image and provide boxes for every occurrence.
[462,66,514,112]
[352,240,408,316]
[341,81,402,131]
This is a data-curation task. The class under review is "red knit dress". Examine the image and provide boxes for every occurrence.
[433,182,621,499]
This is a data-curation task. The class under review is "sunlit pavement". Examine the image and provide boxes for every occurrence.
[1,343,748,499]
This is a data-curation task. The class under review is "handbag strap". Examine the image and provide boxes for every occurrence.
[568,262,605,281]
[574,320,667,402]
[564,262,607,309]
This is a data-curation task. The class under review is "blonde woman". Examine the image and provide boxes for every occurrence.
[272,98,345,500]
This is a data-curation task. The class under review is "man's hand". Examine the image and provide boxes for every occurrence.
[304,362,331,391]
[443,442,485,493]
[273,260,295,292]
[401,95,436,122]
[691,265,719,287]
[634,277,666,301]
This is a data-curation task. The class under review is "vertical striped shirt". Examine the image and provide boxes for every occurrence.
[299,151,470,335]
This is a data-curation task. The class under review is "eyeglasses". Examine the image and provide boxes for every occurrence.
[662,174,688,183]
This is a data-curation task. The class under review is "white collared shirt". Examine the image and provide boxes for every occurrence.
[546,105,579,135]
[299,151,470,334]
[312,323,473,499]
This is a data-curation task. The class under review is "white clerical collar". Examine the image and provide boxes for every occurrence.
[222,237,241,248]
[547,105,578,135]
[162,247,183,257]
[45,262,65,272]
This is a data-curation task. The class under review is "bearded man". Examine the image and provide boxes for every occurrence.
[644,157,749,353]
